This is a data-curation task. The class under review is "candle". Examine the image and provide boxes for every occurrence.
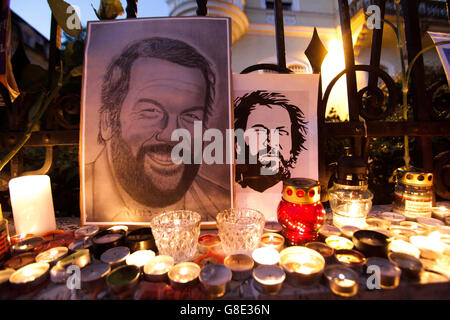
[74,225,99,239]
[324,265,359,297]
[388,252,422,279]
[126,250,155,268]
[100,246,130,268]
[352,230,389,257]
[42,230,67,241]
[387,239,421,259]
[50,263,69,284]
[4,252,37,270]
[305,242,334,263]
[11,236,44,255]
[366,257,402,289]
[381,212,406,225]
[35,246,68,265]
[57,249,91,269]
[334,249,367,272]
[9,261,50,289]
[389,226,415,241]
[366,217,390,229]
[198,234,221,254]
[223,254,254,281]
[199,264,232,298]
[400,221,428,236]
[252,247,280,266]
[80,263,111,290]
[143,255,174,282]
[445,216,450,226]
[9,234,35,246]
[92,230,126,259]
[332,203,368,229]
[417,217,445,232]
[68,237,93,253]
[126,228,157,253]
[319,224,341,240]
[325,235,354,250]
[168,262,201,288]
[8,175,56,236]
[410,234,445,260]
[264,221,282,234]
[260,233,285,252]
[106,265,140,293]
[364,226,393,238]
[95,233,123,244]
[340,225,360,239]
[432,206,450,221]
[108,225,128,234]
[252,265,286,295]
[279,246,325,286]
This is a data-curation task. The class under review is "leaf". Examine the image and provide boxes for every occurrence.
[19,64,47,93]
[70,66,83,77]
[97,0,125,20]
[47,0,82,39]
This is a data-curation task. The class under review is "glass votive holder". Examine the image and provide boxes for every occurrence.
[143,255,174,282]
[216,208,265,256]
[199,264,232,298]
[324,265,359,297]
[279,246,325,286]
[168,262,201,288]
[252,247,280,266]
[252,265,285,295]
[260,233,285,252]
[334,249,367,273]
[305,242,334,264]
[366,257,402,289]
[325,235,354,250]
[223,254,254,281]
[151,210,201,263]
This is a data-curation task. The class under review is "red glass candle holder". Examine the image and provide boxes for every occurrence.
[277,178,325,245]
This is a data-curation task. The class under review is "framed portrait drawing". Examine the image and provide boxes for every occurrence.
[80,17,234,226]
[428,32,450,85]
[233,73,320,222]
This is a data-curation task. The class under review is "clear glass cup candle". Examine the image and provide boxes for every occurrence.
[216,208,265,256]
[324,265,359,297]
[151,210,201,263]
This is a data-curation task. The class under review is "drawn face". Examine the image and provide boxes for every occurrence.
[110,57,207,207]
[245,104,292,170]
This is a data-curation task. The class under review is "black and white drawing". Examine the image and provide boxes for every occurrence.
[233,74,320,221]
[81,18,233,225]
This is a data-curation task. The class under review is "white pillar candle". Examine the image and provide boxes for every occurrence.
[9,175,56,236]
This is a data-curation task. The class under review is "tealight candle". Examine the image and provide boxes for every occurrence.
[106,265,140,293]
[325,235,354,250]
[68,237,93,253]
[81,263,111,290]
[279,246,325,286]
[341,225,360,239]
[417,217,445,232]
[9,234,35,246]
[92,230,126,259]
[126,250,155,269]
[432,206,450,221]
[8,175,56,236]
[143,255,174,282]
[223,254,254,281]
[252,247,280,266]
[199,264,232,298]
[260,233,285,252]
[198,234,221,254]
[400,221,428,236]
[381,212,406,225]
[387,239,421,259]
[35,246,68,265]
[252,265,286,295]
[366,217,390,229]
[4,252,37,270]
[305,242,334,264]
[388,252,422,279]
[334,249,367,272]
[319,224,341,241]
[389,226,415,241]
[100,246,130,269]
[264,221,282,234]
[126,228,157,253]
[11,236,44,255]
[410,234,445,260]
[324,265,359,297]
[168,262,201,288]
[57,249,91,269]
[9,262,50,289]
[366,257,402,289]
[74,225,99,239]
[108,225,128,234]
[50,263,69,284]
[364,226,393,238]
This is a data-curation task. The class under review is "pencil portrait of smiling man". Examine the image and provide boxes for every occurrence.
[81,19,233,224]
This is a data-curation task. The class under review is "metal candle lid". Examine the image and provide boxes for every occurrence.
[393,166,433,187]
[282,178,321,204]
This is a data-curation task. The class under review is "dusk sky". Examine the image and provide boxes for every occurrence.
[10,0,170,39]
